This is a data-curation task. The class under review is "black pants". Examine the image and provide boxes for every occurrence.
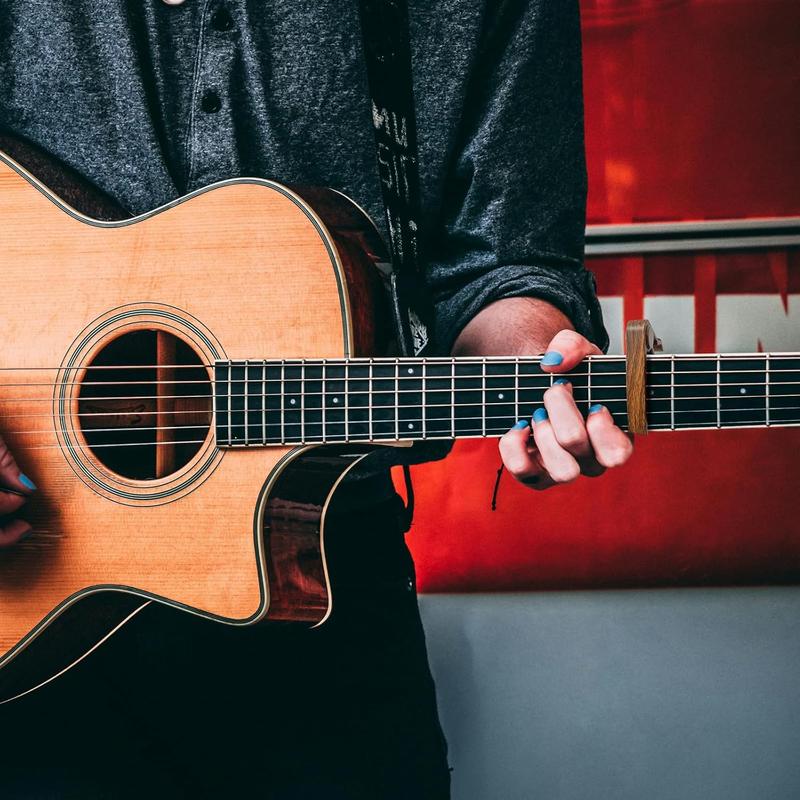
[1,492,450,799]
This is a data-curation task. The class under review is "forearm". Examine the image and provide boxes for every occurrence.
[450,297,574,357]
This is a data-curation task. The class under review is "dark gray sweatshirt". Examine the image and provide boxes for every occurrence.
[0,0,605,354]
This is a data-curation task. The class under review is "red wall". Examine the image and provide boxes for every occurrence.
[406,0,800,592]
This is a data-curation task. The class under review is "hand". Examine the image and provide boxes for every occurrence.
[0,434,37,546]
[499,329,633,491]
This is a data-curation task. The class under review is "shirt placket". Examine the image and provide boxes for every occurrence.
[186,0,240,189]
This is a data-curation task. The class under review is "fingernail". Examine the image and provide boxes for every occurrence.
[513,420,530,430]
[533,407,548,424]
[19,474,37,492]
[553,378,571,386]
[588,404,605,415]
[541,351,563,367]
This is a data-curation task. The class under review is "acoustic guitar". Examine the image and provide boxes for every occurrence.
[1,150,798,703]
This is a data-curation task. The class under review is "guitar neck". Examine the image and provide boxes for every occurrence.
[213,353,800,447]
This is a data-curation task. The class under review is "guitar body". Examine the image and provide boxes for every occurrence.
[0,150,391,702]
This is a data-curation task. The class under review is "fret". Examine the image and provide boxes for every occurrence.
[263,362,283,444]
[246,360,263,445]
[344,361,349,440]
[280,360,286,444]
[397,361,423,437]
[394,360,399,439]
[587,358,592,410]
[670,354,675,430]
[345,361,371,442]
[485,360,518,435]
[283,362,303,442]
[715,355,721,429]
[481,358,487,437]
[421,360,427,439]
[720,357,767,427]
[450,360,456,439]
[244,360,250,445]
[324,362,346,442]
[766,357,800,425]
[424,361,452,438]
[262,361,267,445]
[513,358,520,422]
[671,358,717,428]
[565,362,590,412]
[766,353,771,427]
[213,362,230,446]
[321,360,327,443]
[517,360,550,416]
[587,359,627,427]
[227,361,233,445]
[454,360,483,436]
[302,362,323,442]
[300,360,306,444]
[370,361,396,440]
[369,359,374,440]
[228,361,246,445]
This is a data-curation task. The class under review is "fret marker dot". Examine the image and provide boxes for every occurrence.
[740,387,747,395]
[289,398,296,405]
[407,368,414,374]
[407,423,414,429]
[497,393,504,400]
[333,397,339,404]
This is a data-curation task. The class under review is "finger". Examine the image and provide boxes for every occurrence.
[543,379,591,458]
[540,329,602,373]
[0,435,37,495]
[499,420,547,483]
[0,518,33,549]
[586,405,634,469]
[531,408,581,484]
[0,489,27,517]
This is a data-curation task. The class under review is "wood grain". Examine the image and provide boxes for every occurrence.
[0,152,384,666]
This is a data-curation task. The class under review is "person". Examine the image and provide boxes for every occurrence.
[0,1,633,797]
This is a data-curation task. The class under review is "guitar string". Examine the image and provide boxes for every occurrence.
[10,414,800,453]
[1,382,798,407]
[0,354,796,372]
[5,369,800,391]
[6,383,799,420]
[4,403,800,442]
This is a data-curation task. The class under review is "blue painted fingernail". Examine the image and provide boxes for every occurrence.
[553,378,570,386]
[541,351,563,367]
[513,419,530,430]
[19,474,37,491]
[533,407,548,424]
[588,404,605,415]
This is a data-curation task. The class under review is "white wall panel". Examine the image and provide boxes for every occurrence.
[420,589,800,800]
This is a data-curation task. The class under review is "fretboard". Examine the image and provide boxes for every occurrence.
[213,354,800,447]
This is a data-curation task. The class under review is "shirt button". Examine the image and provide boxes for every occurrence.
[211,6,234,31]
[201,90,222,113]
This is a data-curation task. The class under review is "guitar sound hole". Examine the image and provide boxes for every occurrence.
[78,330,213,480]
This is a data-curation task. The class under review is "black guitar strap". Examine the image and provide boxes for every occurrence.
[358,0,432,356]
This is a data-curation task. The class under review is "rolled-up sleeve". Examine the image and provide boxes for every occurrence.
[424,0,608,354]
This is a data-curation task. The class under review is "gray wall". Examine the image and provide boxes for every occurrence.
[420,588,800,800]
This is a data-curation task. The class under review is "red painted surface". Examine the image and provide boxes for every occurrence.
[581,0,800,223]
[406,0,800,592]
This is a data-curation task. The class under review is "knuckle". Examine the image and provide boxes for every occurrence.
[550,464,580,484]
[599,444,632,468]
[557,426,587,450]
[505,456,532,478]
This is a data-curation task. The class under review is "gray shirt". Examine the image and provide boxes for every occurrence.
[0,0,606,354]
